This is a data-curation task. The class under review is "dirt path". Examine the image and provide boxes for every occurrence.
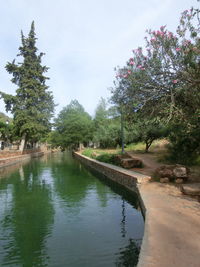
[126,150,200,266]
[127,151,200,182]
[138,182,200,267]
[127,151,164,176]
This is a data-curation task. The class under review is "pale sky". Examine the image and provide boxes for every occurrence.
[0,0,199,117]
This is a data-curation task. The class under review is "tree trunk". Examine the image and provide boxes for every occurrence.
[169,86,175,121]
[145,140,153,153]
[19,134,27,153]
[32,142,39,149]
[145,142,150,153]
[120,107,125,154]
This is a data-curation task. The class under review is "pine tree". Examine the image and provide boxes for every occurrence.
[0,21,55,151]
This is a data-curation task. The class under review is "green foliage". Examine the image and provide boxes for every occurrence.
[135,119,169,152]
[53,100,93,150]
[93,123,121,148]
[111,6,200,163]
[95,153,119,165]
[46,131,64,149]
[0,121,13,142]
[82,149,97,158]
[0,113,14,142]
[93,98,122,148]
[82,148,120,166]
[125,142,146,151]
[168,119,200,164]
[0,22,55,145]
[93,97,108,127]
[0,112,12,124]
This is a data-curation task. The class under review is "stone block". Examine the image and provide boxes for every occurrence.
[160,177,169,183]
[120,158,143,169]
[175,178,184,184]
[180,183,200,196]
[155,164,189,181]
[173,166,188,178]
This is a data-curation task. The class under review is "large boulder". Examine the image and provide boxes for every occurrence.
[155,165,174,179]
[173,166,188,178]
[114,153,143,169]
[160,177,170,183]
[120,158,143,169]
[155,164,190,182]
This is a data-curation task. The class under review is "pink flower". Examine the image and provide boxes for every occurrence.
[129,60,134,65]
[150,38,156,42]
[183,40,191,46]
[176,48,181,51]
[156,31,162,36]
[173,80,178,84]
[128,70,131,74]
[137,65,142,69]
[168,32,173,38]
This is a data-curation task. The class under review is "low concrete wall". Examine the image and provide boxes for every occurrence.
[0,151,44,168]
[74,152,151,266]
[74,152,150,215]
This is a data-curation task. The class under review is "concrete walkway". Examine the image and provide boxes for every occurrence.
[138,182,200,267]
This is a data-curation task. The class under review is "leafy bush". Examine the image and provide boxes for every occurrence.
[82,149,96,158]
[96,153,120,166]
[168,121,200,165]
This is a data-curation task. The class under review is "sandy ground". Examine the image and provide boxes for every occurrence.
[124,149,200,266]
[138,182,200,267]
[127,151,164,176]
[127,151,200,182]
[128,151,200,266]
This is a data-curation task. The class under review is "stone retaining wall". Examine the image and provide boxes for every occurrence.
[74,152,150,216]
[0,151,44,168]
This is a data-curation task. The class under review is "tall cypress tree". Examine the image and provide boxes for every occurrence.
[0,21,55,151]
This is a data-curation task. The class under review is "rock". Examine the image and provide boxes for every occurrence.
[120,158,143,169]
[173,166,188,178]
[155,164,190,181]
[155,165,174,179]
[175,178,184,184]
[160,177,169,183]
[180,183,200,196]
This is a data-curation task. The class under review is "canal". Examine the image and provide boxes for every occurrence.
[0,152,144,267]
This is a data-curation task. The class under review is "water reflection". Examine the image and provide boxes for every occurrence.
[51,159,94,208]
[121,199,126,238]
[115,238,140,267]
[0,162,54,267]
[0,152,144,267]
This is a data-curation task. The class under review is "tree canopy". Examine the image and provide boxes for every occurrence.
[0,21,55,149]
[111,7,200,163]
[51,100,93,150]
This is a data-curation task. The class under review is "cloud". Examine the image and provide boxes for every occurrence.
[0,0,198,117]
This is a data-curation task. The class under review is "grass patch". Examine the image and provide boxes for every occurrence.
[82,148,99,158]
[125,142,145,152]
[194,156,200,166]
[81,148,121,166]
[96,153,120,165]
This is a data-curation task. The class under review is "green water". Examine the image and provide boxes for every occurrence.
[0,152,144,267]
